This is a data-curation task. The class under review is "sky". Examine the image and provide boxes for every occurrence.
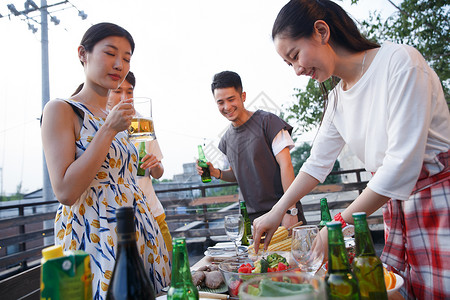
[0,0,397,195]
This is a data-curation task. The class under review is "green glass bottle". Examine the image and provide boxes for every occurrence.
[325,221,360,300]
[352,212,388,300]
[137,142,146,177]
[167,237,199,300]
[318,198,332,230]
[106,207,156,300]
[239,200,252,246]
[197,145,211,183]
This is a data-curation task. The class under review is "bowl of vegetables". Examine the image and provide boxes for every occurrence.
[218,253,297,297]
[239,272,325,299]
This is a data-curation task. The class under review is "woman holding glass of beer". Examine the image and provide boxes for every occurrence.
[41,22,171,298]
[253,1,450,299]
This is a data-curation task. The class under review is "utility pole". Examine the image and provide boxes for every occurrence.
[1,0,87,203]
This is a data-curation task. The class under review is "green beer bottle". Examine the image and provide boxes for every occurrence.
[318,197,332,230]
[352,212,388,300]
[325,221,360,300]
[197,145,211,183]
[239,200,252,246]
[137,142,146,177]
[167,237,199,300]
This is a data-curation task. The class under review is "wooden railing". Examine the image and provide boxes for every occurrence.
[0,168,374,299]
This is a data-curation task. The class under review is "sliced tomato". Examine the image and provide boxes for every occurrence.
[229,279,242,296]
[277,262,288,271]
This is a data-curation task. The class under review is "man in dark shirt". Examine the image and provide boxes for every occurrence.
[198,71,306,227]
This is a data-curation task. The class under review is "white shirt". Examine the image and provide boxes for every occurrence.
[137,139,165,217]
[301,42,450,200]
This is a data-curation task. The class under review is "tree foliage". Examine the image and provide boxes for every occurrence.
[283,77,338,135]
[284,0,449,134]
[361,0,449,99]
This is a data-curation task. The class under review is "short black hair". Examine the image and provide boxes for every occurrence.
[125,71,136,87]
[211,71,243,94]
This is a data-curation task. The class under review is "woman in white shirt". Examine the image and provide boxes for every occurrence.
[253,1,450,299]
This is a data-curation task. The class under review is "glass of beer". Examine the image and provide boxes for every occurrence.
[128,97,156,141]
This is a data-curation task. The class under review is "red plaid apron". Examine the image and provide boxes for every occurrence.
[381,150,450,300]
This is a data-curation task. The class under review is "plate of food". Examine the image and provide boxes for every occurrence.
[384,268,404,294]
[191,264,228,294]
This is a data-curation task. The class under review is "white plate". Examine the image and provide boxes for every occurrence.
[387,273,404,294]
[204,245,247,259]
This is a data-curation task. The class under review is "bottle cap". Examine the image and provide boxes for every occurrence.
[326,221,342,228]
[352,212,366,218]
[42,245,64,261]
[173,237,186,246]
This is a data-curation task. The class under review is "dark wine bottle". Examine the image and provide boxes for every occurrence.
[106,206,155,300]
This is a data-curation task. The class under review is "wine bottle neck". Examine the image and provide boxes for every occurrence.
[117,233,137,243]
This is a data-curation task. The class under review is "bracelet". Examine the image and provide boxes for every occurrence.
[218,169,222,179]
[333,212,347,228]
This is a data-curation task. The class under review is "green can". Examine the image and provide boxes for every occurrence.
[40,245,92,300]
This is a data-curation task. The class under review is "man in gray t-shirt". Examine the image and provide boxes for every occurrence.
[197,71,306,228]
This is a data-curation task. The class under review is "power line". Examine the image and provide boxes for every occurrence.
[1,0,88,202]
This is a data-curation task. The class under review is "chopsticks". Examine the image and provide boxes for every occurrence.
[287,220,303,231]
[199,291,229,299]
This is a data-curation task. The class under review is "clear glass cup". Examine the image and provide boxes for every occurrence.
[291,225,324,275]
[128,97,156,141]
[239,271,325,300]
[224,214,244,256]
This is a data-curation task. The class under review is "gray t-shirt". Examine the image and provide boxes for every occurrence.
[218,110,293,214]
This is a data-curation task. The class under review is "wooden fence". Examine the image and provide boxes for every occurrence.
[0,168,377,299]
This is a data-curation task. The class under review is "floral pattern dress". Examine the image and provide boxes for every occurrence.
[54,99,171,300]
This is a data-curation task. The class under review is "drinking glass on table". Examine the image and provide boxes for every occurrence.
[224,215,244,256]
[291,225,324,275]
[128,97,156,141]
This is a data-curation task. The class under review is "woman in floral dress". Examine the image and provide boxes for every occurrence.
[41,23,171,299]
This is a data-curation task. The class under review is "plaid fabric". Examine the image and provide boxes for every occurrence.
[381,150,450,299]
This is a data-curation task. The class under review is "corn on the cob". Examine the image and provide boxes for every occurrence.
[267,237,292,251]
[271,226,288,243]
[248,226,289,251]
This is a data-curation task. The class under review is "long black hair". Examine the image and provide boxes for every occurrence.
[273,0,379,123]
[272,0,378,51]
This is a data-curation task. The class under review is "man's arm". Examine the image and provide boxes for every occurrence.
[196,161,237,182]
[275,147,298,227]
[210,165,237,182]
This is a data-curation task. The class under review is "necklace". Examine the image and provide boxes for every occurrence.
[361,50,367,77]
[84,102,110,117]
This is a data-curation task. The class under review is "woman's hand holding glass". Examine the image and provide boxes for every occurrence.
[291,225,325,275]
[105,98,135,133]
